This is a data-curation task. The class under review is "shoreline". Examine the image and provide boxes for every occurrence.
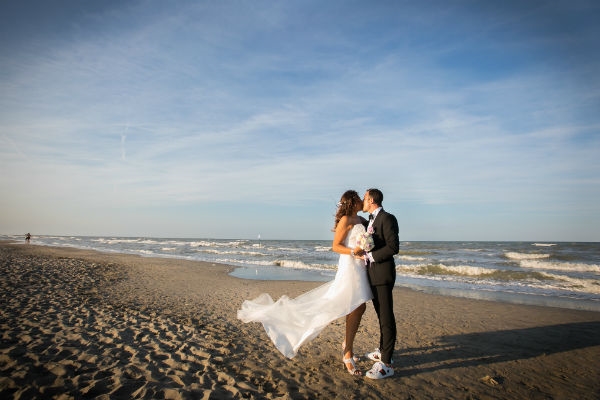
[11,239,599,313]
[1,242,599,399]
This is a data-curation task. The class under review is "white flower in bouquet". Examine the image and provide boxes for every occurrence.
[358,227,374,252]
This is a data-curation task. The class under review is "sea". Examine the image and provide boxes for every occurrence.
[4,235,599,312]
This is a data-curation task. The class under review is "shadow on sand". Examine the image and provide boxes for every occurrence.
[394,321,600,377]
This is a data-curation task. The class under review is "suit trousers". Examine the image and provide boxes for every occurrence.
[370,282,396,364]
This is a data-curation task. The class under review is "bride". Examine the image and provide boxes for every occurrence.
[237,190,373,376]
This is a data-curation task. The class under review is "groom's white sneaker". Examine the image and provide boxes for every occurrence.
[365,348,394,364]
[365,361,394,380]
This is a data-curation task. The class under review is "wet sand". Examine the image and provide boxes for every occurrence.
[1,242,599,399]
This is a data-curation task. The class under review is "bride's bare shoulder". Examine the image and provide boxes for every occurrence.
[337,215,364,231]
[337,215,351,226]
[336,215,355,230]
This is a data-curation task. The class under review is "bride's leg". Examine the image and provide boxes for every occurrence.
[344,303,366,360]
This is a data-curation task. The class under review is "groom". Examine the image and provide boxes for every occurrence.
[362,188,399,379]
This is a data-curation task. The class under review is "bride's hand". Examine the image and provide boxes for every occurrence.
[352,246,365,257]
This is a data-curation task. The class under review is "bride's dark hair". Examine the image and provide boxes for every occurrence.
[334,190,361,230]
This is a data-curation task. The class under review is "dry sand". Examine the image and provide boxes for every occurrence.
[1,242,599,399]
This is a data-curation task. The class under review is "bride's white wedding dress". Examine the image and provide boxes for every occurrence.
[237,224,373,358]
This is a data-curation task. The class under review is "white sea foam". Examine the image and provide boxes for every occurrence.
[216,258,272,267]
[277,247,304,252]
[533,243,557,247]
[315,246,332,252]
[531,273,600,294]
[275,260,334,271]
[197,248,267,257]
[139,239,160,244]
[189,241,218,247]
[444,265,497,275]
[398,264,497,276]
[93,238,141,244]
[398,255,426,261]
[189,240,248,247]
[505,252,550,260]
[519,260,600,273]
[396,263,427,271]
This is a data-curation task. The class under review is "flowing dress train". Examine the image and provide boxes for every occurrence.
[237,224,373,358]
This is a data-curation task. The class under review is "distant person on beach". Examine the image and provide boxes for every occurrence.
[26,233,31,243]
[362,188,399,380]
[238,190,373,376]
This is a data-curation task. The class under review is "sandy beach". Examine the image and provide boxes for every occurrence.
[1,242,599,399]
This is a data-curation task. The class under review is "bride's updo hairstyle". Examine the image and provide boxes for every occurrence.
[334,190,361,230]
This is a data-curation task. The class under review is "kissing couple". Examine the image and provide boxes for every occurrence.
[238,188,399,379]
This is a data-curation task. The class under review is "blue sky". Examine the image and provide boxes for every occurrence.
[1,0,599,241]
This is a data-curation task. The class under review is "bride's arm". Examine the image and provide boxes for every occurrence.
[332,216,363,256]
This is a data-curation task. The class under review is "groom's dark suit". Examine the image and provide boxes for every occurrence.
[366,208,399,365]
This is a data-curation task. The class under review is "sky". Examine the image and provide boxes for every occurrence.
[1,0,599,241]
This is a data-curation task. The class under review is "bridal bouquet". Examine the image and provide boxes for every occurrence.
[358,226,375,252]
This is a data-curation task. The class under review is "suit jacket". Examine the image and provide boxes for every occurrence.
[366,209,399,286]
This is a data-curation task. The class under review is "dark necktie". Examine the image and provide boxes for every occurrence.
[369,214,374,221]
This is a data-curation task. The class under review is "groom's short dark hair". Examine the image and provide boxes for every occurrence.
[367,188,383,206]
